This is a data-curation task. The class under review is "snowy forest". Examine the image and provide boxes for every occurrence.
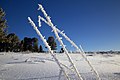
[0,8,57,52]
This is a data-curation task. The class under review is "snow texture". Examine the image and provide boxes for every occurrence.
[0,52,120,80]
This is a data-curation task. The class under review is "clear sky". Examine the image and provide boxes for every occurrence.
[0,0,120,51]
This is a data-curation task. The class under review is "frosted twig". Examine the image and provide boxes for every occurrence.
[38,4,83,80]
[29,3,101,80]
[56,27,101,80]
[79,45,101,80]
[28,17,70,80]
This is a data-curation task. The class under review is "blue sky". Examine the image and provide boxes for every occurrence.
[0,0,120,51]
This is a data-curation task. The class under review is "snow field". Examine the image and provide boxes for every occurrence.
[0,52,120,80]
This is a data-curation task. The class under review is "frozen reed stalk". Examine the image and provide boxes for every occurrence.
[38,16,41,27]
[51,30,54,32]
[28,17,36,28]
[38,4,52,24]
[79,45,101,80]
[38,4,83,80]
[30,3,101,80]
[38,4,48,18]
[56,28,80,50]
[57,28,101,80]
[38,16,49,26]
[28,17,70,80]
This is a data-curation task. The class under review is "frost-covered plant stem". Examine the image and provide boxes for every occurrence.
[38,14,101,80]
[38,4,83,80]
[28,17,70,80]
[79,45,101,80]
[57,28,101,80]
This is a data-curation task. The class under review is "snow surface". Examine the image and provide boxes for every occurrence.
[0,52,120,80]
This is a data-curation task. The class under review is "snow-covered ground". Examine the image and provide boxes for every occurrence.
[0,52,120,80]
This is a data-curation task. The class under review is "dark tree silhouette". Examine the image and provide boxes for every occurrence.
[7,33,20,52]
[39,45,43,52]
[23,37,39,52]
[47,36,57,50]
[60,48,64,53]
[23,37,32,51]
[19,40,24,52]
[32,37,38,52]
[0,8,7,42]
[0,8,8,52]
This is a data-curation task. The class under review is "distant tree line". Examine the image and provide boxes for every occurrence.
[0,8,60,53]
